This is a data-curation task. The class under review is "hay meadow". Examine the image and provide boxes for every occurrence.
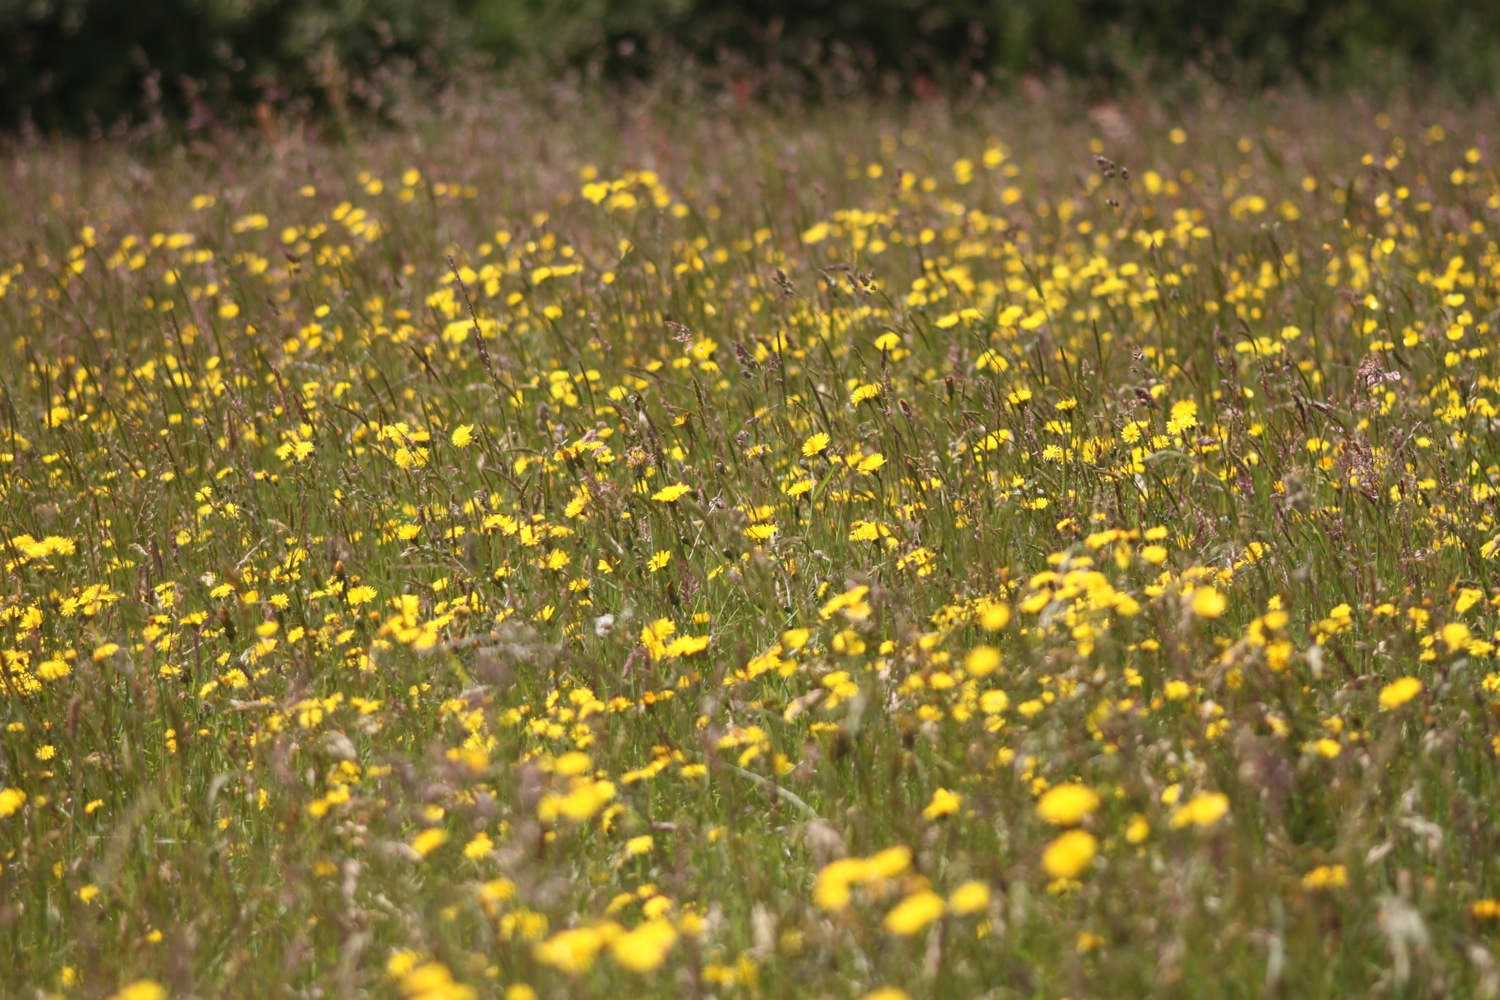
[3,85,1500,998]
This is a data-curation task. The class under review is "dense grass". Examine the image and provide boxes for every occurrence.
[2,83,1500,998]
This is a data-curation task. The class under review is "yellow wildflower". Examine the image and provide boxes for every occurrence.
[883,890,945,936]
[535,925,616,975]
[1190,587,1226,619]
[922,787,962,820]
[1379,676,1423,710]
[410,828,449,858]
[947,880,990,916]
[802,432,830,456]
[609,918,678,972]
[1170,792,1230,830]
[1036,783,1100,826]
[1041,830,1097,879]
[651,483,691,503]
[1302,865,1347,890]
[109,983,166,1000]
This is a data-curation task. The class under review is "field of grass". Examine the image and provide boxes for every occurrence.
[3,84,1500,998]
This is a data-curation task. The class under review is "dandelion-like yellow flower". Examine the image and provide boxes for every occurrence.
[1378,676,1423,710]
[813,846,911,910]
[802,432,830,457]
[410,828,449,859]
[609,918,678,972]
[463,832,494,860]
[1140,544,1169,565]
[346,585,377,606]
[1036,783,1100,826]
[534,925,617,976]
[663,634,710,658]
[108,982,167,1000]
[1169,791,1230,830]
[397,961,476,1000]
[538,777,616,824]
[1167,398,1198,433]
[0,787,25,817]
[1041,829,1097,879]
[964,645,1001,676]
[1076,931,1106,954]
[1441,621,1471,651]
[947,880,990,916]
[979,602,1011,630]
[1301,864,1347,890]
[1311,738,1342,758]
[922,787,962,820]
[813,861,859,911]
[1190,587,1226,619]
[651,483,691,503]
[882,890,945,936]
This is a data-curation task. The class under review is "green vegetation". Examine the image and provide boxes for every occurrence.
[0,0,469,133]
[6,0,1500,132]
[3,83,1500,997]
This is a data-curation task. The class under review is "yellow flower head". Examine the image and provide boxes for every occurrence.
[0,787,25,817]
[410,828,449,858]
[1041,829,1097,879]
[535,925,617,976]
[1169,791,1230,830]
[882,890,945,936]
[964,645,1001,676]
[1036,783,1100,826]
[922,787,962,820]
[652,483,691,503]
[609,918,678,972]
[1301,864,1347,890]
[947,880,991,916]
[1378,676,1423,711]
[109,983,167,1000]
[1190,586,1226,619]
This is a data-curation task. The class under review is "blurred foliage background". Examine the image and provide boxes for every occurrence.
[5,0,1500,133]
